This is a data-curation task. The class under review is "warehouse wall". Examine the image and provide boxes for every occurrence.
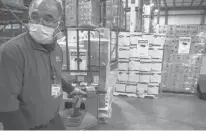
[154,10,205,25]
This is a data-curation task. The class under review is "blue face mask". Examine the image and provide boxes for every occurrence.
[28,23,55,45]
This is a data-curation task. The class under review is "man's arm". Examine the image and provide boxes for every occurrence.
[61,78,75,94]
[0,52,28,130]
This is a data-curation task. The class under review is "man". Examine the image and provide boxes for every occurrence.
[0,0,86,130]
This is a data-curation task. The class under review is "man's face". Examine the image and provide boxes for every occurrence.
[29,0,61,29]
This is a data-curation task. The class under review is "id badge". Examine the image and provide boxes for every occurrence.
[51,84,62,98]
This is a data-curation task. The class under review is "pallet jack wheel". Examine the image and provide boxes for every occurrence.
[197,84,206,100]
[197,84,202,99]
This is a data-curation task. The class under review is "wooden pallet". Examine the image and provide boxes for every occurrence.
[98,107,112,124]
[137,94,158,99]
[113,92,138,97]
[113,92,158,99]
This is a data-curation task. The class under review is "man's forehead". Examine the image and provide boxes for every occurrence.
[30,0,60,18]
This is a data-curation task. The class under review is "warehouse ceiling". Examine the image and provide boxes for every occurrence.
[156,0,206,10]
[1,0,206,25]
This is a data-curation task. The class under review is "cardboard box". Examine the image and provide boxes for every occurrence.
[130,44,139,58]
[142,34,154,44]
[151,72,161,83]
[148,83,159,95]
[151,59,162,72]
[153,35,165,46]
[137,83,148,95]
[115,82,126,92]
[162,63,172,73]
[140,59,151,72]
[118,32,130,46]
[126,83,137,93]
[118,59,129,70]
[130,32,142,45]
[118,71,129,82]
[118,46,130,59]
[139,72,151,83]
[151,47,164,59]
[129,58,140,70]
[128,71,139,83]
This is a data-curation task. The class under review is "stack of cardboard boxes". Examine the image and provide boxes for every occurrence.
[105,0,125,29]
[158,25,206,93]
[115,32,165,97]
[65,0,101,27]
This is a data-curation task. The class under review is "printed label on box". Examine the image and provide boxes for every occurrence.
[69,49,87,75]
[138,39,149,57]
[178,37,191,54]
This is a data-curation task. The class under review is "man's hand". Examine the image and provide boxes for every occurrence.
[70,88,87,95]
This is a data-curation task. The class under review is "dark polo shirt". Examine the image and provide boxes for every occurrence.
[0,32,72,128]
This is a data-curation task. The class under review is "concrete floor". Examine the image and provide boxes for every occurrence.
[92,93,206,130]
[1,93,206,130]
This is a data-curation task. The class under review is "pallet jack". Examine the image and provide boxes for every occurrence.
[61,85,106,130]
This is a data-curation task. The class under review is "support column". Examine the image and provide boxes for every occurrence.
[157,0,161,24]
[138,0,143,32]
[201,9,206,25]
[165,10,168,25]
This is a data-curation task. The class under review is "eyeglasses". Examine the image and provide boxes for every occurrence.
[29,13,59,27]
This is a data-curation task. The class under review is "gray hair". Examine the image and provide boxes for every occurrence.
[29,0,64,20]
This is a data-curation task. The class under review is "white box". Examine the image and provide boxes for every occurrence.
[130,44,139,58]
[140,59,151,72]
[151,46,164,59]
[129,58,140,70]
[128,71,139,83]
[126,83,137,93]
[148,83,159,95]
[118,71,129,82]
[130,32,142,45]
[153,35,165,46]
[118,46,130,59]
[115,82,126,92]
[150,72,161,83]
[137,83,148,94]
[118,59,129,70]
[69,49,87,75]
[142,34,154,44]
[151,59,162,71]
[139,72,151,83]
[118,32,130,46]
